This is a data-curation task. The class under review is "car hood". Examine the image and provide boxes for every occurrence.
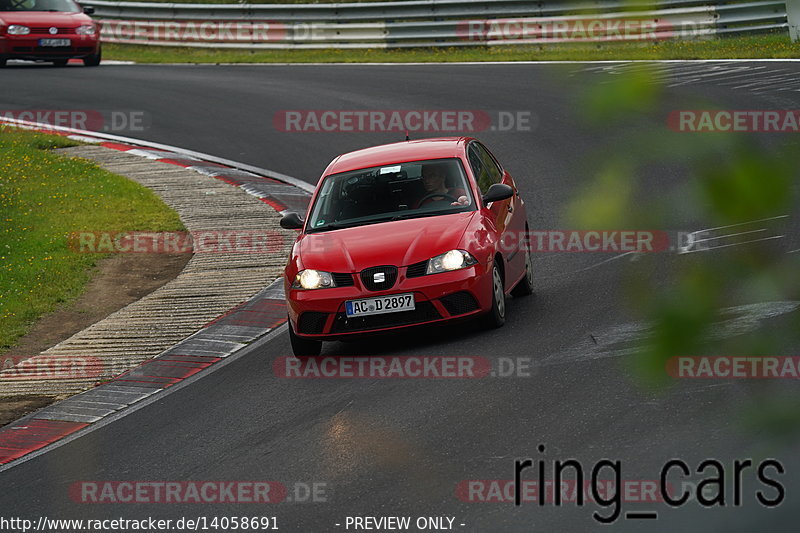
[0,12,90,25]
[296,211,477,272]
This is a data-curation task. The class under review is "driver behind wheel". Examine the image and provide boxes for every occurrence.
[416,162,470,208]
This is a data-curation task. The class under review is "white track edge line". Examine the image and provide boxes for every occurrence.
[136,59,800,66]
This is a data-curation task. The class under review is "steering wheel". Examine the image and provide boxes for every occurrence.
[419,192,458,205]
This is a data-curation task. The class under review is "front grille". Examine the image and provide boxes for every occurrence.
[440,291,480,316]
[332,272,354,287]
[331,301,441,333]
[30,27,73,34]
[297,311,328,334]
[406,260,428,278]
[360,265,398,291]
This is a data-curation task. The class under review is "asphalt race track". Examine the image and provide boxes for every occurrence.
[1,61,800,532]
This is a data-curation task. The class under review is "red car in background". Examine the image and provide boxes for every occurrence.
[0,0,100,67]
[281,137,534,357]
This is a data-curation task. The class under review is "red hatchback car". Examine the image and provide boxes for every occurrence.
[0,0,100,67]
[281,137,533,357]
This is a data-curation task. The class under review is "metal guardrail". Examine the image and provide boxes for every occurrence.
[87,0,793,48]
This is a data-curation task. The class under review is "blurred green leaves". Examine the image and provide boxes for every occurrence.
[699,145,792,224]
[568,64,800,439]
[583,67,663,122]
[568,158,635,227]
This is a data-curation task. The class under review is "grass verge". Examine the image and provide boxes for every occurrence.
[0,127,185,350]
[104,33,800,63]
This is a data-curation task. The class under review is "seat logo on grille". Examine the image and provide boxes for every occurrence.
[373,272,385,283]
[49,27,58,34]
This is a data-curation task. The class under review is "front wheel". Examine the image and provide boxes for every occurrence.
[481,262,506,329]
[83,48,101,67]
[0,56,7,68]
[289,321,322,357]
[510,250,534,297]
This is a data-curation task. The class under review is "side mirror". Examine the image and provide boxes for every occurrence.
[280,212,304,230]
[482,183,514,205]
[83,6,95,14]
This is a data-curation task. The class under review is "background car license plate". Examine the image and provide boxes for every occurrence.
[39,39,71,47]
[345,293,414,317]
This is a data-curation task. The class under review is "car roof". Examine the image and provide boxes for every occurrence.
[325,137,472,175]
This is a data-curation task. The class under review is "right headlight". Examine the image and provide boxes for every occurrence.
[426,249,477,274]
[292,269,335,290]
[7,25,31,35]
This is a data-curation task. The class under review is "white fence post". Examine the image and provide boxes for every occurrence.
[788,0,800,41]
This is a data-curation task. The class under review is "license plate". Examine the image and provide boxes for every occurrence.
[345,293,415,317]
[39,39,70,47]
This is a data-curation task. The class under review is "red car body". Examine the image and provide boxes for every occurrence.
[282,137,533,356]
[0,0,100,66]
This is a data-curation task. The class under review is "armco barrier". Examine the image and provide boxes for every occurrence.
[87,0,791,48]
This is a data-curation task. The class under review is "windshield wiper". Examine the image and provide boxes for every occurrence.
[309,215,402,233]
[391,210,458,221]
[307,222,348,233]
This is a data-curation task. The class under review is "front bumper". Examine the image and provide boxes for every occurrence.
[287,264,492,340]
[0,34,99,60]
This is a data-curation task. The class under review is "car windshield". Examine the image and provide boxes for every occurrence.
[306,158,475,233]
[0,0,80,12]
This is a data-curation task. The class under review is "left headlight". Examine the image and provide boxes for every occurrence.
[7,25,31,35]
[293,269,335,290]
[76,25,96,35]
[426,249,477,274]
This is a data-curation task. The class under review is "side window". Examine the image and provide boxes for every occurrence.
[477,143,503,184]
[468,142,503,195]
[468,144,491,195]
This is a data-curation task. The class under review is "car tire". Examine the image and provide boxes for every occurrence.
[0,57,7,68]
[510,250,534,297]
[289,321,322,358]
[482,261,506,329]
[83,48,101,67]
[52,58,68,67]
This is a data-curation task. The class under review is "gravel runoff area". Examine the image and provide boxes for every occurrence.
[0,145,293,396]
